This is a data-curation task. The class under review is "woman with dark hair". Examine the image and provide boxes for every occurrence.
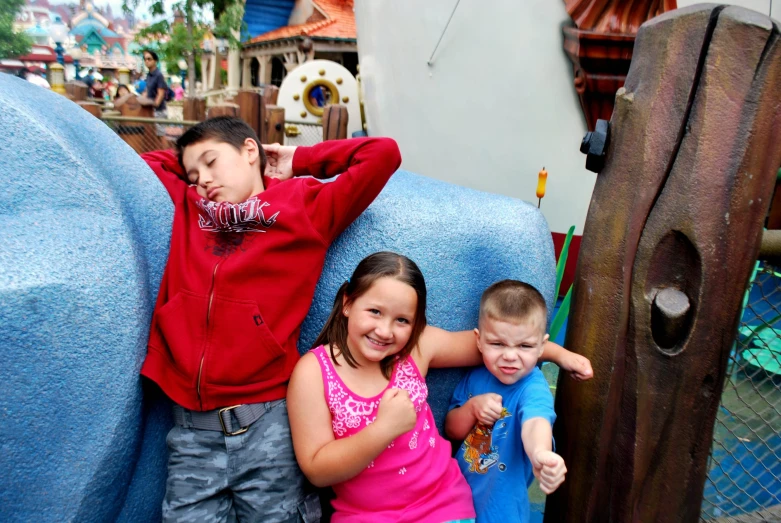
[115,84,131,100]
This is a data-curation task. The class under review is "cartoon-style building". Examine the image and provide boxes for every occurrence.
[240,0,357,88]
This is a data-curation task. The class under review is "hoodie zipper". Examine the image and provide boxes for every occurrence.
[197,261,221,409]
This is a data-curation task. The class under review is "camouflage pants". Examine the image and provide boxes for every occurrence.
[162,399,321,523]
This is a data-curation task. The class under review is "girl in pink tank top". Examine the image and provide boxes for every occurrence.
[287,252,476,522]
[287,252,592,521]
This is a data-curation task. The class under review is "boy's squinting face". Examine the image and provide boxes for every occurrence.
[476,315,549,385]
[182,138,264,204]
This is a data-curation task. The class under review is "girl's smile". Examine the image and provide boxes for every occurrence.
[343,277,418,366]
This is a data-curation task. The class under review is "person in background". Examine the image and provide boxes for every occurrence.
[91,79,104,100]
[172,79,184,101]
[20,67,51,89]
[142,49,168,146]
[115,84,131,100]
[83,68,95,92]
[143,49,167,119]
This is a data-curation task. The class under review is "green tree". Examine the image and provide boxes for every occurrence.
[126,0,244,97]
[0,0,32,59]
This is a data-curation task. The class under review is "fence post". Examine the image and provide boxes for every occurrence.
[322,105,348,141]
[77,101,101,119]
[233,90,264,142]
[65,81,88,102]
[265,106,285,145]
[182,97,206,122]
[206,103,240,119]
[262,85,279,107]
[113,94,157,154]
[544,5,781,522]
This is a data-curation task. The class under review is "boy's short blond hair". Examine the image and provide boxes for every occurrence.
[479,280,547,333]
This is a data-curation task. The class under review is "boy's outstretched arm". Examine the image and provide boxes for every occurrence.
[540,341,593,381]
[521,418,567,494]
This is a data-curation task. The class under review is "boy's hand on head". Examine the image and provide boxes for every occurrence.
[262,143,297,180]
[376,388,417,439]
[562,351,593,381]
[532,450,567,494]
[469,393,503,426]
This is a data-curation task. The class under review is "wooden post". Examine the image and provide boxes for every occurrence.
[545,5,781,522]
[113,94,156,154]
[65,81,89,102]
[262,85,279,107]
[206,103,239,119]
[265,106,285,145]
[183,97,206,122]
[77,101,101,119]
[322,105,348,141]
[234,90,263,140]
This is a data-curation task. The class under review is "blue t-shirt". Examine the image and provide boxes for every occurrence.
[449,366,556,523]
[145,68,167,111]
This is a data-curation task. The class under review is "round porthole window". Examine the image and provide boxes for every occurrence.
[302,79,339,117]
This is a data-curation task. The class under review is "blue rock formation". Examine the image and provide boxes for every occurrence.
[0,72,555,521]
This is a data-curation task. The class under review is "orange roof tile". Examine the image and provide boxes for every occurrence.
[246,0,356,45]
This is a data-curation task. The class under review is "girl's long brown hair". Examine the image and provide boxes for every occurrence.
[312,252,427,379]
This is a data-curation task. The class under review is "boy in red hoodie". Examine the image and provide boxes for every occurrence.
[140,116,402,522]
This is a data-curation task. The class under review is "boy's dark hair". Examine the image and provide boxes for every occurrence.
[313,252,428,380]
[479,280,547,333]
[143,49,159,62]
[175,116,266,178]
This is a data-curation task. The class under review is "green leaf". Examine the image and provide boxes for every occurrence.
[554,225,576,300]
[0,0,32,59]
[550,285,572,342]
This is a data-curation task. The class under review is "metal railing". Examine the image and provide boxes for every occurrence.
[284,121,323,147]
[701,263,781,520]
[101,115,199,154]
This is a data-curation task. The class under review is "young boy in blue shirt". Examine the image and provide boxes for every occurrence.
[446,280,569,523]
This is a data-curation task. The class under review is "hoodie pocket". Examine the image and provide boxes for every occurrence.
[206,296,286,386]
[155,291,208,379]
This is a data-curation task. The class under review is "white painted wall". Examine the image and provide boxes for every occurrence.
[354,0,595,235]
[354,0,778,235]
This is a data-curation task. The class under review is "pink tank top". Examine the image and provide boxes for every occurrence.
[313,345,475,523]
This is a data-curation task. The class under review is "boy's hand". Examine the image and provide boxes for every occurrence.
[376,388,417,439]
[560,351,593,381]
[262,143,297,180]
[532,450,567,494]
[469,393,503,426]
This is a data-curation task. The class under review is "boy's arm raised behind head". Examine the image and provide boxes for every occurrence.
[294,137,401,243]
[141,149,187,201]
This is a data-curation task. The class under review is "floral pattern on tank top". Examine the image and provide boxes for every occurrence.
[317,348,428,438]
[312,346,476,522]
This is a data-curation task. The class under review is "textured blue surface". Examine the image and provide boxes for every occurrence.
[0,74,174,523]
[1,71,555,520]
[299,171,557,430]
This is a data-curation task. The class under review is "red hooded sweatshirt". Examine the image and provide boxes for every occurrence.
[140,137,401,411]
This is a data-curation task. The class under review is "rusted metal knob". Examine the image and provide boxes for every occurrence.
[580,119,610,173]
[651,287,691,351]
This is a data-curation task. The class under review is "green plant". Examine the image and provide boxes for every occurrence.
[549,225,575,342]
